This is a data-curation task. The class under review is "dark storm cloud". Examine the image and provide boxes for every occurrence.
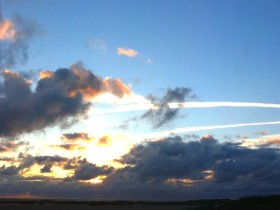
[141,87,196,128]
[0,9,42,69]
[0,63,131,137]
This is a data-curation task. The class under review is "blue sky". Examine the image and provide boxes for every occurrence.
[0,0,280,200]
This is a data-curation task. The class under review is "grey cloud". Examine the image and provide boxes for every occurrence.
[40,163,52,173]
[112,135,280,198]
[141,87,196,128]
[2,135,280,200]
[0,10,42,69]
[0,63,130,137]
[0,140,26,153]
[61,132,92,142]
[72,160,113,180]
[0,165,18,175]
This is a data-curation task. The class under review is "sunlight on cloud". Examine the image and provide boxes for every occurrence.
[240,134,280,149]
[0,19,16,40]
[21,164,73,179]
[39,71,54,79]
[79,175,106,184]
[117,47,138,57]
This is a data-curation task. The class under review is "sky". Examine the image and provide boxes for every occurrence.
[0,0,280,200]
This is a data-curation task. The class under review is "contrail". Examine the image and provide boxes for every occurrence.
[91,102,280,115]
[142,121,280,140]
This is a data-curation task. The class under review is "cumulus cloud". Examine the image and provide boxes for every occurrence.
[0,63,131,137]
[117,47,138,57]
[0,9,42,68]
[109,135,280,199]
[141,87,196,128]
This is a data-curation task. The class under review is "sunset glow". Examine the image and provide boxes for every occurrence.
[0,0,280,201]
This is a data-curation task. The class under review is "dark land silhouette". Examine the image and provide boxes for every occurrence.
[0,195,280,210]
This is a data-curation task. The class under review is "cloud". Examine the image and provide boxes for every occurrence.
[0,9,42,68]
[0,19,16,40]
[110,135,280,199]
[144,121,280,140]
[117,48,138,57]
[98,136,111,146]
[141,87,196,128]
[51,144,85,151]
[241,134,280,148]
[87,38,106,50]
[91,101,280,115]
[1,135,280,200]
[0,140,25,153]
[71,161,113,180]
[0,63,131,137]
[145,58,152,64]
[61,132,93,142]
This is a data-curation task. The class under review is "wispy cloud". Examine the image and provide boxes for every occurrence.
[145,58,152,64]
[91,101,280,114]
[0,9,42,68]
[143,121,280,140]
[117,47,138,57]
[87,38,106,50]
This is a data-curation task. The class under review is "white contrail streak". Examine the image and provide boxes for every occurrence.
[142,121,280,140]
[91,102,280,115]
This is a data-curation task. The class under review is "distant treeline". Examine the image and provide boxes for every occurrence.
[0,194,280,209]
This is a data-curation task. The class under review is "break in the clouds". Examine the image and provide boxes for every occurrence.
[0,63,131,137]
[0,9,41,68]
[141,87,196,128]
[117,47,138,57]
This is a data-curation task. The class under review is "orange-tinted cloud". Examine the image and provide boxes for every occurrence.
[0,140,25,153]
[0,19,16,40]
[39,71,54,79]
[98,136,111,146]
[102,77,131,98]
[117,48,138,57]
